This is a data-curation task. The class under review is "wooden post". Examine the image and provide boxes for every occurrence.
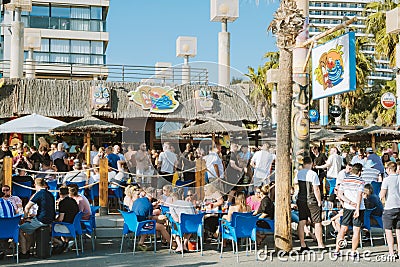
[371,135,376,151]
[3,157,13,190]
[195,158,206,201]
[86,132,91,178]
[99,157,109,216]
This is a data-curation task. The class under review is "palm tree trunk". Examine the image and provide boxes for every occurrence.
[275,47,293,252]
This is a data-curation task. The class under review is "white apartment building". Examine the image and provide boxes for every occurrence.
[309,0,394,88]
[1,0,109,79]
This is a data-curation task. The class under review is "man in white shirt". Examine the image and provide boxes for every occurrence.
[203,147,224,183]
[157,142,177,184]
[380,161,400,257]
[316,147,342,180]
[250,143,275,186]
[62,160,87,184]
[334,163,365,257]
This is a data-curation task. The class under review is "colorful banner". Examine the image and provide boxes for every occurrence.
[312,32,356,100]
[92,85,111,110]
[128,85,179,114]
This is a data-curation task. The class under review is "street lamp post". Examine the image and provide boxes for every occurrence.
[24,29,41,79]
[210,0,238,87]
[386,7,400,126]
[269,0,305,252]
[266,69,280,128]
[5,0,32,79]
[176,36,197,85]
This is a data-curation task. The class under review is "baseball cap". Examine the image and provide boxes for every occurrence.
[366,147,373,153]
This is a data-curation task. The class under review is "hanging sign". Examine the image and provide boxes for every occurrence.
[309,109,319,123]
[381,92,396,109]
[329,105,342,118]
[312,32,356,100]
[92,85,111,110]
[127,85,179,114]
[194,88,213,113]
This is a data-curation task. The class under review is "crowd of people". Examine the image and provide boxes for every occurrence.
[1,136,400,261]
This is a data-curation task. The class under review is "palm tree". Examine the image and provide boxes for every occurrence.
[268,0,304,253]
[246,51,279,120]
[364,0,399,67]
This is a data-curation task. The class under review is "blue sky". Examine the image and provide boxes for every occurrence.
[106,0,279,81]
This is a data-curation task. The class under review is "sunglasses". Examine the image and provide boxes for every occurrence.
[187,194,193,196]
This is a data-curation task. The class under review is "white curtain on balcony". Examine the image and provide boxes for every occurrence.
[70,7,90,31]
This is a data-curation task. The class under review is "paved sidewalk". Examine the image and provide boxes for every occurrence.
[1,235,398,266]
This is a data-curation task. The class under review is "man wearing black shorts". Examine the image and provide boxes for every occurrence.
[294,156,325,252]
[334,163,365,257]
[380,161,400,257]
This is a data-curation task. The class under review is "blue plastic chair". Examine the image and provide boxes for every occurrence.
[81,206,100,251]
[160,205,170,215]
[47,180,58,200]
[371,181,382,196]
[109,186,123,211]
[119,210,156,255]
[363,208,386,247]
[51,211,83,256]
[0,215,22,263]
[88,183,99,205]
[256,218,275,235]
[220,215,258,262]
[218,212,254,248]
[66,181,86,195]
[12,181,33,200]
[167,213,204,257]
[326,178,336,195]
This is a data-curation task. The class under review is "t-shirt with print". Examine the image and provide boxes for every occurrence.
[381,174,400,210]
[294,168,320,203]
[338,174,365,210]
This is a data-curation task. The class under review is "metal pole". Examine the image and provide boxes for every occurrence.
[182,55,190,84]
[218,18,230,86]
[26,48,35,78]
[10,7,24,79]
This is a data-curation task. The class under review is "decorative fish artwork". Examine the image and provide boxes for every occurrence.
[127,85,179,113]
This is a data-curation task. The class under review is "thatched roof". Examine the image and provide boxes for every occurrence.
[51,116,128,134]
[174,119,251,137]
[0,79,257,123]
[341,125,400,142]
[311,128,344,142]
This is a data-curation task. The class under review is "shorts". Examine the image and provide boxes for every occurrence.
[383,208,400,230]
[297,200,311,222]
[307,202,322,223]
[341,209,364,228]
[20,217,49,235]
[297,200,322,223]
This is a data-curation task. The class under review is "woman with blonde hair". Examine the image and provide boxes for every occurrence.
[223,191,251,222]
[253,185,274,219]
[123,185,141,210]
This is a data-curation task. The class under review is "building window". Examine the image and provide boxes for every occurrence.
[50,39,70,53]
[51,6,70,18]
[50,53,70,63]
[71,54,90,64]
[31,5,49,17]
[91,7,102,20]
[91,41,103,55]
[71,40,90,54]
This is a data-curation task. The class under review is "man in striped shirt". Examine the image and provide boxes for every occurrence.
[0,190,15,260]
[334,163,365,258]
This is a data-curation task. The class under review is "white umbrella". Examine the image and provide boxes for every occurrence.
[0,113,66,146]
